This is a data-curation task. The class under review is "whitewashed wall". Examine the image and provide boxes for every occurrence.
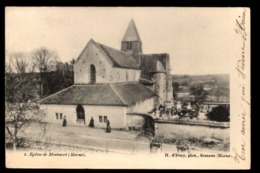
[127,97,154,113]
[126,114,144,129]
[40,104,127,128]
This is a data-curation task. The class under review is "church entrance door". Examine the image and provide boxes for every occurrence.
[76,104,85,125]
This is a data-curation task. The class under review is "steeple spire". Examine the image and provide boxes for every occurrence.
[122,19,142,43]
[121,20,143,66]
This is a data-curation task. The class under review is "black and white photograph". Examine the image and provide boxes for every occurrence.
[5,7,250,169]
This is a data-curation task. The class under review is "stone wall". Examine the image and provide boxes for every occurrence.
[155,121,229,141]
[166,76,173,101]
[153,72,167,105]
[121,41,142,65]
[74,40,140,84]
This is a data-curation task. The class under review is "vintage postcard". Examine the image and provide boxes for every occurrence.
[5,7,250,169]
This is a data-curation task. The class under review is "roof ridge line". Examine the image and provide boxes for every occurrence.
[95,41,139,70]
[75,42,90,64]
[91,40,115,66]
[109,84,127,105]
[37,85,74,103]
[96,41,136,58]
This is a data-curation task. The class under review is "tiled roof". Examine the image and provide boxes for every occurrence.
[139,78,155,85]
[95,41,139,70]
[122,19,142,43]
[39,82,155,106]
[140,54,169,80]
[111,82,155,105]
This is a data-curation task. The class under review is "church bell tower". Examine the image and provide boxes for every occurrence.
[121,19,142,66]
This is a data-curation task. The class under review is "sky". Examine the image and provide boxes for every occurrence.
[5,7,240,75]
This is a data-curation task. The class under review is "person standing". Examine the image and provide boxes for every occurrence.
[62,116,67,127]
[89,116,95,127]
[106,120,111,133]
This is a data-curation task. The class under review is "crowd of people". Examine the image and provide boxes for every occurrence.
[151,102,200,119]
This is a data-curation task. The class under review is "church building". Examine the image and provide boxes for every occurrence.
[39,20,173,129]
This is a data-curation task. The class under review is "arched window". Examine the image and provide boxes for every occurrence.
[126,72,129,81]
[76,104,85,124]
[90,64,96,84]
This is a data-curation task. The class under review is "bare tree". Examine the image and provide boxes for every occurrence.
[9,52,29,74]
[5,101,47,151]
[5,57,47,152]
[5,61,13,74]
[32,48,58,97]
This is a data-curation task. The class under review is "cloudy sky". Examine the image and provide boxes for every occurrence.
[6,7,242,75]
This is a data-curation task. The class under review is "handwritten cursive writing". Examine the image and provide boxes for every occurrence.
[235,8,247,80]
[238,104,246,135]
[233,8,249,165]
[233,140,246,164]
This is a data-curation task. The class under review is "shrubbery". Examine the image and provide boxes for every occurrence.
[206,105,230,122]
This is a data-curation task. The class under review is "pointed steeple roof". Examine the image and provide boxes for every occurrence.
[122,19,142,43]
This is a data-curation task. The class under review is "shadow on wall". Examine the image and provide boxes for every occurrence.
[127,113,155,138]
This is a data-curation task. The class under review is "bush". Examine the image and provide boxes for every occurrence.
[206,105,230,122]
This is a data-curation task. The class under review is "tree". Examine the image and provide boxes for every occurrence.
[9,52,34,74]
[6,53,41,102]
[206,105,230,122]
[32,48,58,98]
[189,85,208,105]
[5,101,47,151]
[70,58,76,65]
[44,61,74,95]
[5,58,47,151]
